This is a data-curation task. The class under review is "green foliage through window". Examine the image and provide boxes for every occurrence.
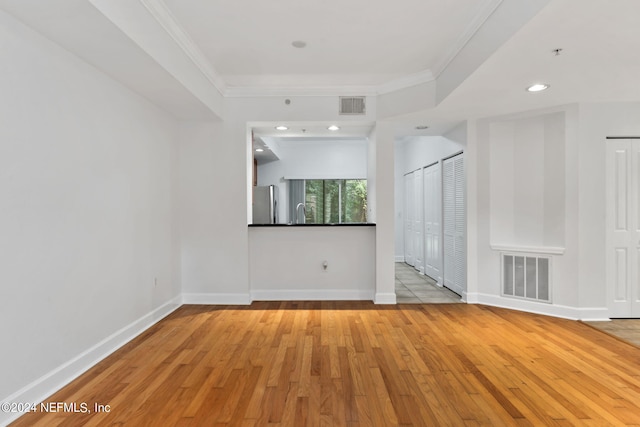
[304,180,367,224]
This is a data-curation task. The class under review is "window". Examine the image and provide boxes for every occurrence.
[304,179,367,224]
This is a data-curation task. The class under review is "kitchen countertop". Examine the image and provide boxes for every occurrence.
[249,223,375,227]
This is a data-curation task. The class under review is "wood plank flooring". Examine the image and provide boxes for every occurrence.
[10,302,640,426]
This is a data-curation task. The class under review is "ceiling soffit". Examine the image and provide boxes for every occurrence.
[129,0,507,97]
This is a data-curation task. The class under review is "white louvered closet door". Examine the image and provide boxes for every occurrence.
[443,154,465,296]
[413,168,424,274]
[404,172,415,266]
[424,163,442,283]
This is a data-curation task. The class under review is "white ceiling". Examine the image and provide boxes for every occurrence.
[403,0,640,126]
[252,122,374,163]
[252,122,374,139]
[162,0,493,88]
[1,0,640,136]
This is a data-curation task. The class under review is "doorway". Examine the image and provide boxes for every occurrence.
[395,134,466,300]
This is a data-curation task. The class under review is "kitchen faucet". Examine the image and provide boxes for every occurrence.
[296,203,306,224]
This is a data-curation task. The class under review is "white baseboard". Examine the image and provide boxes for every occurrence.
[465,292,480,303]
[575,307,610,321]
[395,256,405,262]
[251,289,374,301]
[374,292,397,304]
[0,295,182,427]
[182,293,252,305]
[467,293,609,321]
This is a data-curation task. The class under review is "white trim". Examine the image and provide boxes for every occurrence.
[225,85,379,98]
[576,308,611,322]
[138,0,226,95]
[490,244,565,255]
[283,175,368,181]
[432,0,504,77]
[123,0,498,100]
[0,295,182,426]
[182,293,252,305]
[376,70,435,95]
[374,292,397,304]
[252,290,374,301]
[107,0,503,100]
[464,291,479,303]
[225,70,435,98]
[467,292,609,321]
[395,255,406,262]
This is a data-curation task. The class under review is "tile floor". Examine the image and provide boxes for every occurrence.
[395,262,462,304]
[395,262,640,348]
[585,319,640,347]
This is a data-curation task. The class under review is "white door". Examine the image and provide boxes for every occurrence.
[413,168,424,274]
[606,138,640,318]
[443,154,465,296]
[404,172,414,266]
[424,163,442,284]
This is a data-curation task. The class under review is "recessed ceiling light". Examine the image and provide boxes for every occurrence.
[292,40,307,48]
[275,125,288,131]
[415,125,429,130]
[255,148,264,152]
[527,83,549,92]
[327,125,340,131]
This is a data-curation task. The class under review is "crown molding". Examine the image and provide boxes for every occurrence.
[431,0,503,78]
[138,0,227,95]
[224,70,435,98]
[136,0,497,100]
[224,84,379,98]
[376,69,435,95]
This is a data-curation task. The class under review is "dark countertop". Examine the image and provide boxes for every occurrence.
[249,223,376,227]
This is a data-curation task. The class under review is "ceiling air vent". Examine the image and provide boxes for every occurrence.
[339,96,366,115]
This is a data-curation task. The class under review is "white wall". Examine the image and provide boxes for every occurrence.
[180,95,380,303]
[249,227,375,299]
[472,102,640,320]
[370,122,397,303]
[577,102,640,310]
[489,112,565,248]
[470,104,615,319]
[0,9,181,415]
[257,138,368,223]
[398,135,466,174]
[179,121,251,303]
[394,132,466,260]
[259,138,368,181]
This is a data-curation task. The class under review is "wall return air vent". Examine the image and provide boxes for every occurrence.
[502,253,551,303]
[339,96,366,115]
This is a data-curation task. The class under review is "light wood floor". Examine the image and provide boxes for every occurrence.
[11,302,640,426]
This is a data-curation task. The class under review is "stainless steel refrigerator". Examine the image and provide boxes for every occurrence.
[252,185,279,224]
